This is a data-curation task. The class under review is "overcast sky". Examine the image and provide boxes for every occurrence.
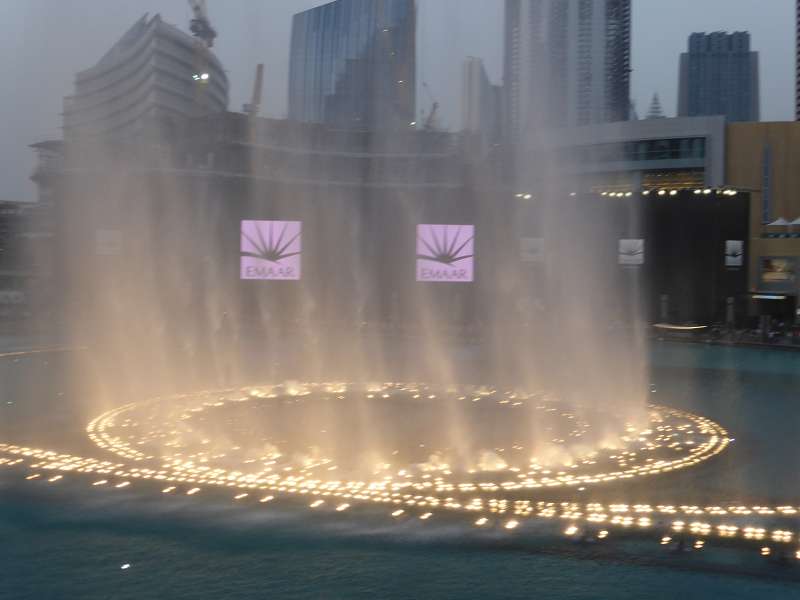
[0,0,793,201]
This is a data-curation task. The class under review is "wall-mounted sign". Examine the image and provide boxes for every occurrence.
[416,224,474,283]
[760,257,796,285]
[520,237,544,263]
[240,220,301,280]
[725,240,744,267]
[618,239,645,266]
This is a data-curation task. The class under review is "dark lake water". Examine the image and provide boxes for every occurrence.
[2,342,800,599]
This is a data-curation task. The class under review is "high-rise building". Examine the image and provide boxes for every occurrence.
[503,0,631,139]
[63,14,229,142]
[678,32,759,123]
[796,0,800,120]
[288,0,416,130]
[645,93,665,119]
[461,57,503,151]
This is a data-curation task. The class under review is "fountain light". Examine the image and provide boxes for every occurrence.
[3,379,797,558]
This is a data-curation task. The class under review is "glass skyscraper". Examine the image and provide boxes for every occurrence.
[796,0,800,121]
[288,0,416,131]
[503,0,631,140]
[678,32,760,123]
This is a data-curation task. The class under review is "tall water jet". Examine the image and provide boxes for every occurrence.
[20,0,658,485]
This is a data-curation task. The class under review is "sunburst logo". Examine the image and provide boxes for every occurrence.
[416,224,474,282]
[241,220,301,280]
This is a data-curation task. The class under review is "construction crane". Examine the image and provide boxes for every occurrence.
[243,64,264,118]
[188,0,217,48]
[422,82,439,131]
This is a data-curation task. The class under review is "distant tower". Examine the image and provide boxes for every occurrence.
[462,57,502,150]
[646,93,665,119]
[503,0,631,141]
[63,14,228,142]
[629,100,639,121]
[288,0,416,130]
[678,32,759,122]
[796,0,800,120]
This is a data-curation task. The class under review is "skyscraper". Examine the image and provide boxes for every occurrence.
[645,93,665,119]
[678,32,760,123]
[796,0,800,120]
[462,57,503,150]
[63,14,228,142]
[288,0,416,130]
[503,0,631,139]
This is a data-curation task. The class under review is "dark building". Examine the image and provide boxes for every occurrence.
[288,0,416,131]
[644,190,750,325]
[515,189,750,326]
[678,32,760,123]
[0,201,54,325]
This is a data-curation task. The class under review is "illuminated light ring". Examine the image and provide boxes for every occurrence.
[83,384,730,496]
[73,384,729,510]
[88,385,593,474]
[2,349,797,549]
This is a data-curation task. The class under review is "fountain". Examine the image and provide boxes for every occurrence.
[2,15,797,576]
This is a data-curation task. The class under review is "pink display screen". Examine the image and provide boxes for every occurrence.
[240,220,301,280]
[416,224,474,283]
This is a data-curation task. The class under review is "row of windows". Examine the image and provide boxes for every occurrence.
[202,147,459,185]
[560,137,706,164]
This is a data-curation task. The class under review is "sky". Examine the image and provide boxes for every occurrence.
[0,0,793,202]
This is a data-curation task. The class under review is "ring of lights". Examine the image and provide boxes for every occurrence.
[83,383,731,497]
[3,357,800,556]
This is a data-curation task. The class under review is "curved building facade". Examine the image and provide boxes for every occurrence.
[63,14,228,142]
[288,0,416,130]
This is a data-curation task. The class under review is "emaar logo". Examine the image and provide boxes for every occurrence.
[416,224,474,282]
[240,220,301,280]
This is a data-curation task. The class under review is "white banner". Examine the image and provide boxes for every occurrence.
[725,240,744,267]
[619,239,645,266]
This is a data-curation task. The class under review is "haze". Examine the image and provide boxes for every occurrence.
[0,0,792,201]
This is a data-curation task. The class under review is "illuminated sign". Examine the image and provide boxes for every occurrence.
[240,220,301,280]
[416,224,474,282]
[761,257,795,283]
[725,240,744,267]
[618,239,645,266]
